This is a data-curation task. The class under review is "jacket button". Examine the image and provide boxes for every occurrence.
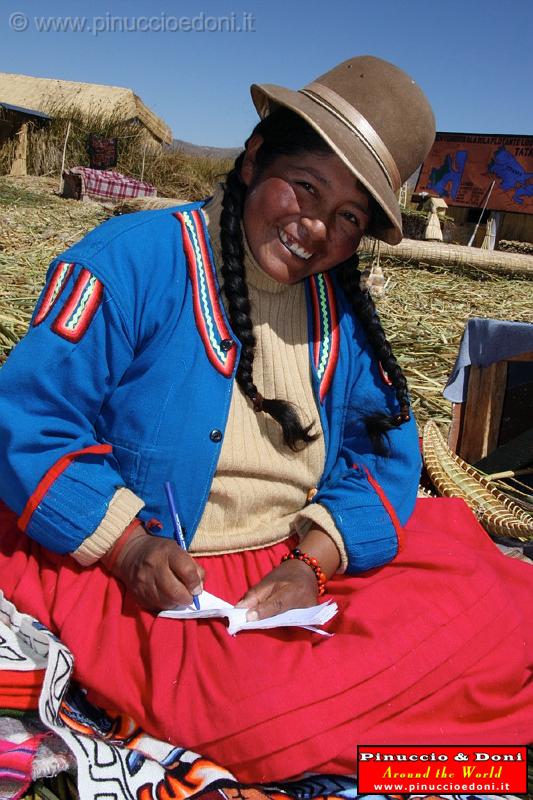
[210,429,223,443]
[220,339,234,352]
[306,487,318,504]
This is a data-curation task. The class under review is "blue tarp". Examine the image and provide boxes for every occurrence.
[443,317,533,402]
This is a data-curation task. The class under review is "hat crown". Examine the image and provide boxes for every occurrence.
[250,54,436,243]
[309,55,435,185]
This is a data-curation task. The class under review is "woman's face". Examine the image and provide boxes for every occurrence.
[241,135,371,285]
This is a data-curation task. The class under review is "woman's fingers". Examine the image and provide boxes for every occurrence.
[247,591,288,622]
[234,585,260,610]
[142,544,204,609]
[153,560,196,609]
[109,531,205,611]
[167,547,205,595]
[235,584,274,617]
[235,560,318,621]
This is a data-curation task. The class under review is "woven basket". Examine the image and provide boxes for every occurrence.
[422,421,533,540]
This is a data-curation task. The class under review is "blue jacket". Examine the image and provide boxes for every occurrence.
[0,202,421,573]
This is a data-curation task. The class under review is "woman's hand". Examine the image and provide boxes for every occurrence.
[235,557,318,621]
[104,528,204,612]
[235,526,341,621]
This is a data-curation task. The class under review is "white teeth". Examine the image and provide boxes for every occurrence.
[279,229,312,260]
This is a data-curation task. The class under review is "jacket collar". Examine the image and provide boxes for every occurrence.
[174,201,339,402]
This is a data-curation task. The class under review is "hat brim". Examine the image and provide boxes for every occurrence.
[250,83,403,246]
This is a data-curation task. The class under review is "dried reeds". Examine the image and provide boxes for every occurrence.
[360,235,533,277]
[0,176,108,362]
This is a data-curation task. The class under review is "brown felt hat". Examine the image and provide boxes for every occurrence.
[251,55,435,244]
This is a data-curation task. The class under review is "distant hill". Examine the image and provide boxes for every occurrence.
[168,138,241,160]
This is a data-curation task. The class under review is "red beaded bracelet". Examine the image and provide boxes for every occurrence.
[281,548,327,597]
[102,518,144,572]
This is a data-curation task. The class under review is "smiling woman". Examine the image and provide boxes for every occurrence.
[0,55,532,788]
[241,145,371,283]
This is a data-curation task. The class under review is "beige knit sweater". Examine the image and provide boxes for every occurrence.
[193,187,347,567]
[75,187,347,570]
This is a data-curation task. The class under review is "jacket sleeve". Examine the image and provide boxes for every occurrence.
[294,352,422,576]
[0,257,144,560]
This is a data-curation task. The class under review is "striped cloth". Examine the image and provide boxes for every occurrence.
[0,731,45,800]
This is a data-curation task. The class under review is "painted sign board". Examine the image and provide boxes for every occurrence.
[415,132,533,214]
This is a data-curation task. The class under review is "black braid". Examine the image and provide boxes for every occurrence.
[218,106,410,454]
[219,155,319,451]
[337,257,411,455]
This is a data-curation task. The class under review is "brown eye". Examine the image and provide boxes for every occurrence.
[297,181,315,194]
[342,212,360,227]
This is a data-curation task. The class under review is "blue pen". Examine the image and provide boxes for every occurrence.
[164,481,201,610]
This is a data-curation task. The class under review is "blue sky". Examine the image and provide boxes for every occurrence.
[1,0,532,147]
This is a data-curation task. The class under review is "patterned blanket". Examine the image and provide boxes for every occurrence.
[62,167,157,202]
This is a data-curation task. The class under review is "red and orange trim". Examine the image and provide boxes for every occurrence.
[352,463,405,552]
[309,272,340,403]
[18,444,112,533]
[33,261,74,326]
[51,269,104,343]
[174,208,237,378]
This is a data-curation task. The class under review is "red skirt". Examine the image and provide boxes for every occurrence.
[0,497,532,782]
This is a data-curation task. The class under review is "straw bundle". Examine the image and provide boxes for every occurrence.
[360,236,533,277]
[422,420,533,540]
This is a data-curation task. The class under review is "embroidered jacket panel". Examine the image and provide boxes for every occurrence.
[0,202,422,574]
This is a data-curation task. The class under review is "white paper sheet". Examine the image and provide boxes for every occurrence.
[159,590,338,636]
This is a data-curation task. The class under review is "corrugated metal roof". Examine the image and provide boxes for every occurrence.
[0,73,172,144]
[0,101,52,120]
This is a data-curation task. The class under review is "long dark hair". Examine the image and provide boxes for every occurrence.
[219,107,410,453]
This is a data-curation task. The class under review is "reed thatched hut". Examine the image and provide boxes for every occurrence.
[0,101,52,175]
[0,72,173,164]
